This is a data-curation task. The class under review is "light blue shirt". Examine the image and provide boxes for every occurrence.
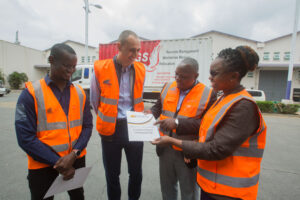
[117,65,132,118]
[176,89,191,111]
[90,62,133,119]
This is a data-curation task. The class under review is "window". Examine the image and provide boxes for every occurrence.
[81,56,85,63]
[273,52,280,61]
[92,56,96,62]
[88,56,91,63]
[263,52,269,60]
[298,71,300,80]
[284,52,290,61]
[247,72,254,78]
[71,68,82,82]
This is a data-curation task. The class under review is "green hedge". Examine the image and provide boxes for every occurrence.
[256,101,300,114]
[256,101,274,113]
[275,103,300,114]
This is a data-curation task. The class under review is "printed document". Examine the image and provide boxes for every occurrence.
[126,111,160,141]
[44,167,92,199]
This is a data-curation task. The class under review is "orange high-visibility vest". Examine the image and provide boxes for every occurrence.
[94,59,145,136]
[25,79,86,169]
[197,89,267,200]
[159,81,212,150]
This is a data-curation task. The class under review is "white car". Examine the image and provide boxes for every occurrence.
[0,87,5,97]
[246,89,266,101]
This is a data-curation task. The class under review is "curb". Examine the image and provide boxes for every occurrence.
[262,112,300,118]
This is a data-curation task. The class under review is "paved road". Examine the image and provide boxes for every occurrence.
[0,92,299,200]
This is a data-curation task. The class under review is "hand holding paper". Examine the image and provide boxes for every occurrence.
[126,111,160,141]
[44,167,92,199]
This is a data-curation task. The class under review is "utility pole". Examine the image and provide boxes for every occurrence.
[285,0,300,101]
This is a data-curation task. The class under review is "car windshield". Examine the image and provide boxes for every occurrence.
[71,68,82,82]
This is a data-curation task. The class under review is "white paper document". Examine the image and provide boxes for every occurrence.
[44,167,92,199]
[126,111,160,141]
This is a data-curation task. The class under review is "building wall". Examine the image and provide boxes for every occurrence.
[261,33,300,100]
[262,32,300,64]
[194,32,300,101]
[0,40,47,86]
[45,41,98,65]
[194,32,259,90]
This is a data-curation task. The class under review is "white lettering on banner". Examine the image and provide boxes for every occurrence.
[140,39,211,87]
[137,52,149,63]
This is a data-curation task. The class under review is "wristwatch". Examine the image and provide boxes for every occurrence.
[175,118,179,127]
[72,149,81,157]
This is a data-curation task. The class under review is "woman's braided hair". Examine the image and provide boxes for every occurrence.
[217,46,259,79]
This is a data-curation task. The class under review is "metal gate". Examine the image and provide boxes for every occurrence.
[258,70,288,101]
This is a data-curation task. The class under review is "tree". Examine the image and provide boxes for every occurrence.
[8,71,28,89]
[0,69,5,84]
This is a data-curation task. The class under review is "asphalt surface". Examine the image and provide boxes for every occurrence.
[0,91,299,200]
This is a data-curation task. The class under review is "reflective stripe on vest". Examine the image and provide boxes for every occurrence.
[197,90,267,199]
[197,167,260,188]
[98,110,116,123]
[32,82,84,132]
[205,95,265,158]
[196,86,211,116]
[51,139,78,153]
[233,124,266,158]
[134,97,143,105]
[25,79,86,169]
[161,83,211,120]
[100,96,118,105]
[159,82,212,145]
[160,82,173,104]
[95,59,145,136]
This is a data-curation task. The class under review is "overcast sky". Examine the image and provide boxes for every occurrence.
[0,0,299,50]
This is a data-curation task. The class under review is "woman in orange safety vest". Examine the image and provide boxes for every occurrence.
[152,45,266,200]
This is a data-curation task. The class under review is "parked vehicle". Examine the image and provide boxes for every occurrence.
[72,38,213,100]
[0,87,5,97]
[71,65,93,97]
[0,80,7,97]
[246,89,266,101]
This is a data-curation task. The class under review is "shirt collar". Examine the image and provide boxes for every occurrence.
[122,64,132,72]
[179,80,198,94]
[44,75,72,87]
[180,89,190,95]
[113,55,132,72]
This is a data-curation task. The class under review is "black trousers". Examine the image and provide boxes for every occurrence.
[201,190,216,200]
[200,189,242,200]
[101,119,143,200]
[27,156,86,200]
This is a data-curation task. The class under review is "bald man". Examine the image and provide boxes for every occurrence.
[90,30,145,200]
[148,57,217,200]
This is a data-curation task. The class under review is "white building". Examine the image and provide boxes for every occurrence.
[1,31,299,102]
[0,40,47,87]
[192,31,300,102]
[44,40,98,65]
[0,39,98,87]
